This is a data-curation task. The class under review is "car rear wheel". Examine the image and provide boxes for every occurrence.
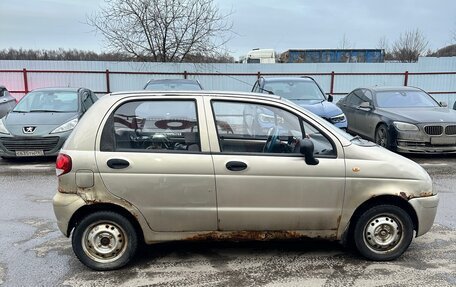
[353,205,413,261]
[72,211,138,270]
[375,124,389,148]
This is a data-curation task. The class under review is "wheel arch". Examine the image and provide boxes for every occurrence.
[342,195,418,246]
[67,203,145,243]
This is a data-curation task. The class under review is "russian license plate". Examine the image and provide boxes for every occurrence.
[430,137,456,145]
[15,150,45,157]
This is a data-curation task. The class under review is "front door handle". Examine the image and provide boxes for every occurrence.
[107,158,130,169]
[226,161,247,171]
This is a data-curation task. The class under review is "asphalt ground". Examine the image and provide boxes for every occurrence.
[0,154,455,287]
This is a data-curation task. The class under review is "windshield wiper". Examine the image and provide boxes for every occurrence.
[13,110,29,113]
[259,88,274,95]
[29,109,65,113]
[350,135,363,142]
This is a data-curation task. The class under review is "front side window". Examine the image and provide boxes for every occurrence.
[102,100,201,152]
[212,101,335,156]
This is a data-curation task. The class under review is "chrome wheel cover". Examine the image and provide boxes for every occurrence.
[363,215,403,254]
[82,221,128,263]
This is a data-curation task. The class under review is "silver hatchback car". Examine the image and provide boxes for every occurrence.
[53,91,439,270]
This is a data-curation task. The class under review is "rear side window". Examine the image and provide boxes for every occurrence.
[101,100,201,152]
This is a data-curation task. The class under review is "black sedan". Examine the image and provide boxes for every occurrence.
[337,86,456,153]
[0,87,97,158]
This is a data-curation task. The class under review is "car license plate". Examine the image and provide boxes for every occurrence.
[430,137,456,145]
[15,150,45,157]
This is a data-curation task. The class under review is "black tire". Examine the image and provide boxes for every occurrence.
[353,205,413,261]
[375,124,389,148]
[72,211,138,271]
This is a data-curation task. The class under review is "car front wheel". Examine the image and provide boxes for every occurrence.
[72,211,138,270]
[353,205,414,261]
[375,124,389,148]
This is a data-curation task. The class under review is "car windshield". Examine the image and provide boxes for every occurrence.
[144,81,201,91]
[263,80,326,101]
[13,90,79,113]
[375,90,439,108]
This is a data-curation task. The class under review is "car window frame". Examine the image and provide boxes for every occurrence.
[210,99,337,158]
[100,98,204,154]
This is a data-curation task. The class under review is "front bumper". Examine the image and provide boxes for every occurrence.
[409,194,439,237]
[0,132,71,157]
[392,126,456,154]
[53,192,87,237]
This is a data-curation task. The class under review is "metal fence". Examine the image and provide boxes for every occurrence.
[1,58,455,105]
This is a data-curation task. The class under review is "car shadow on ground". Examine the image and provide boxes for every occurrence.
[134,238,350,265]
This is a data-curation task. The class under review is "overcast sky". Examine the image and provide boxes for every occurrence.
[1,0,455,59]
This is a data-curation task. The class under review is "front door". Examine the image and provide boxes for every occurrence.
[207,99,346,231]
[95,97,217,232]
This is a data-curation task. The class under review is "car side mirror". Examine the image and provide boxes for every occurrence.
[299,138,319,165]
[439,101,448,107]
[358,101,372,110]
[327,94,334,102]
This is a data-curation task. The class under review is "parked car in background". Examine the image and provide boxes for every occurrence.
[53,91,438,270]
[0,87,97,158]
[337,86,456,153]
[252,77,347,129]
[0,85,17,118]
[144,79,203,90]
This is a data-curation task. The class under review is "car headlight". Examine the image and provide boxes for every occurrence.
[393,121,418,131]
[0,120,10,135]
[330,113,346,123]
[51,118,78,134]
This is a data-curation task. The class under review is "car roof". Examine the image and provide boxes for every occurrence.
[109,90,282,101]
[30,87,84,93]
[261,77,314,82]
[145,79,200,84]
[367,86,422,93]
[0,85,5,89]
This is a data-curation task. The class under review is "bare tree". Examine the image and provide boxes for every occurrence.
[391,29,429,62]
[338,34,354,49]
[88,0,233,62]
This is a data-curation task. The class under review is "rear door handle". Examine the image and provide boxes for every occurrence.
[107,158,130,169]
[226,161,247,171]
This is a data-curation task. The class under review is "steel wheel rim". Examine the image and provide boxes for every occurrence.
[82,221,128,263]
[376,128,387,147]
[363,214,403,254]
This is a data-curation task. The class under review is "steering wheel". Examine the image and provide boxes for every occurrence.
[263,127,279,153]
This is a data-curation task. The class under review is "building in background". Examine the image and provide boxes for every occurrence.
[241,48,276,64]
[280,49,385,63]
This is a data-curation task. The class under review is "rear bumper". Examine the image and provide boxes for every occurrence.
[53,192,86,237]
[409,194,439,237]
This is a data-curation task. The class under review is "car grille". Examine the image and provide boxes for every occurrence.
[424,126,443,136]
[0,137,60,151]
[445,125,456,135]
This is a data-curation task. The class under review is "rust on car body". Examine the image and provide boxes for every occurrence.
[185,231,337,242]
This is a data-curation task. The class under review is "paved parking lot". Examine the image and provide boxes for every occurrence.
[0,154,455,287]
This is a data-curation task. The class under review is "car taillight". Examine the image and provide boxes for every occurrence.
[56,153,72,176]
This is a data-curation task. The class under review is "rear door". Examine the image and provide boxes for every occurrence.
[95,96,217,232]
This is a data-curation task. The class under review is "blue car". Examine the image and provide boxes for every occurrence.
[252,77,347,129]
